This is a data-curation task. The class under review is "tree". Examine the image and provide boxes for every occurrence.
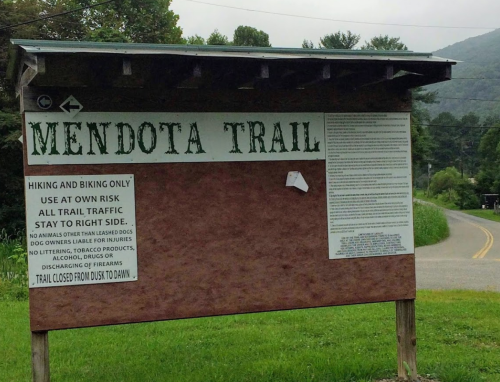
[430,167,461,199]
[0,0,43,236]
[410,107,431,167]
[430,167,478,209]
[457,112,483,178]
[476,121,500,194]
[0,0,186,235]
[428,112,461,171]
[0,111,24,235]
[319,31,360,49]
[87,28,130,43]
[186,35,205,45]
[36,0,87,40]
[8,0,185,44]
[301,40,315,49]
[455,178,479,209]
[233,26,271,47]
[94,0,184,44]
[361,35,408,50]
[427,111,485,184]
[207,29,229,45]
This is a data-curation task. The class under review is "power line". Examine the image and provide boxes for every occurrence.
[420,124,492,129]
[0,0,115,31]
[183,0,497,30]
[453,78,500,80]
[436,96,500,102]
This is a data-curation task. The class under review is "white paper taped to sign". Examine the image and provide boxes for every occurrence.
[286,171,309,192]
[325,113,414,259]
[25,174,138,288]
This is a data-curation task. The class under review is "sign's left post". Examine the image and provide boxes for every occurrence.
[31,331,49,382]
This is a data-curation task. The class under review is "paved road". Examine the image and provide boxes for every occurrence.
[415,208,500,291]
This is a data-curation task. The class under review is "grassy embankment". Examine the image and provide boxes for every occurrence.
[0,230,28,301]
[414,189,500,223]
[413,202,449,247]
[0,204,458,381]
[413,190,459,210]
[461,209,500,223]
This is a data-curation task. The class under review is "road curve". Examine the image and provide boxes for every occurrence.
[415,208,500,291]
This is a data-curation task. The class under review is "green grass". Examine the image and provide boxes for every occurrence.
[0,230,20,279]
[0,229,28,301]
[415,189,500,224]
[0,199,452,380]
[462,209,500,223]
[413,202,450,246]
[1,291,500,382]
[414,190,459,210]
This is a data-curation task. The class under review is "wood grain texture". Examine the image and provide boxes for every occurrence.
[396,299,417,381]
[22,53,452,91]
[24,86,415,331]
[21,86,412,113]
[26,160,416,331]
[31,331,50,382]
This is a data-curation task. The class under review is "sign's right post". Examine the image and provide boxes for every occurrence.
[396,299,417,380]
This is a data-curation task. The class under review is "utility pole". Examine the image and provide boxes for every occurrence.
[427,163,431,196]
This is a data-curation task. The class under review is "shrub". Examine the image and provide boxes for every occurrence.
[0,229,28,300]
[413,202,449,247]
[455,179,480,209]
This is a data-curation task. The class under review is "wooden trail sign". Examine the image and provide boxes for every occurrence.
[8,39,456,382]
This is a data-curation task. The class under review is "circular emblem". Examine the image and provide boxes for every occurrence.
[37,95,53,110]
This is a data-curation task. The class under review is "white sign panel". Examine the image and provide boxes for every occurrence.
[26,174,138,288]
[325,113,414,259]
[25,112,325,165]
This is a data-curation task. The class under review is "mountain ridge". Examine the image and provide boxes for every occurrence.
[425,28,500,118]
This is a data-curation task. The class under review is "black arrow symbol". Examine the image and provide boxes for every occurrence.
[61,100,81,113]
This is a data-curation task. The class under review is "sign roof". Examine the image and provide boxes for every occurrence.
[10,39,455,63]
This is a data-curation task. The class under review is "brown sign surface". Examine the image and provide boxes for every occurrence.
[24,87,415,332]
[26,160,414,331]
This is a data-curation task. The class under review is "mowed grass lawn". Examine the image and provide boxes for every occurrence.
[2,291,500,382]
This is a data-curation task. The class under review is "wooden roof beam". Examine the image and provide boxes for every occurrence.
[15,53,45,96]
[355,65,395,89]
[275,68,299,89]
[146,59,206,89]
[299,64,331,88]
[207,61,262,89]
[385,65,394,80]
[331,65,391,91]
[387,64,453,90]
[176,63,208,88]
[253,63,270,89]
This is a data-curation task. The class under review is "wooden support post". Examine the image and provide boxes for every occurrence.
[37,56,46,75]
[396,299,417,381]
[385,64,394,80]
[322,64,331,80]
[260,64,269,79]
[443,64,452,80]
[193,64,202,78]
[32,331,50,382]
[122,58,132,76]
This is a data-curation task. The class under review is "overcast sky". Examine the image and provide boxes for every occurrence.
[171,0,499,53]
